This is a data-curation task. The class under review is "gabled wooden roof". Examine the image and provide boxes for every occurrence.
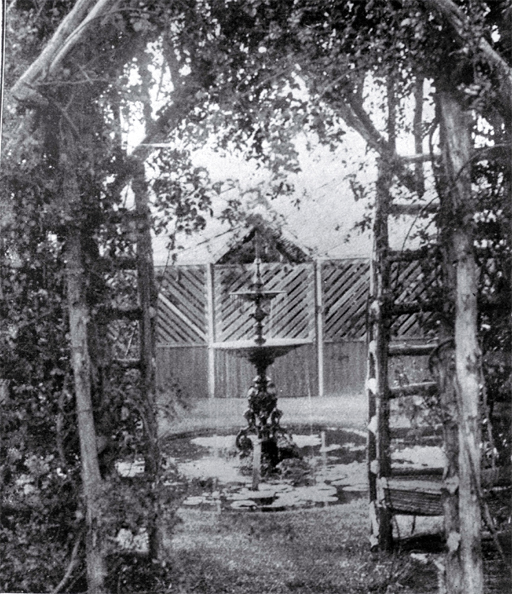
[216,225,311,264]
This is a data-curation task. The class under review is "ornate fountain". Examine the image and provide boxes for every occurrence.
[213,239,309,489]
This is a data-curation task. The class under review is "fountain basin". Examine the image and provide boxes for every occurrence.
[212,338,312,365]
[164,425,369,512]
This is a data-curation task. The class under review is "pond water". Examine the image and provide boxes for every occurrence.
[164,426,368,512]
[117,425,444,513]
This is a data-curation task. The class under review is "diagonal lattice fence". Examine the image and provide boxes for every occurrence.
[151,259,430,398]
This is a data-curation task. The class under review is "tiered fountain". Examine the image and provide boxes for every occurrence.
[213,239,309,489]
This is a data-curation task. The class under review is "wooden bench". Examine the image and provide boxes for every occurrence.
[381,466,511,517]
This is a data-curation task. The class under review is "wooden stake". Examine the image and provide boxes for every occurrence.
[429,341,462,593]
[206,263,216,398]
[315,260,324,397]
[367,158,393,551]
[252,438,261,491]
[133,159,162,560]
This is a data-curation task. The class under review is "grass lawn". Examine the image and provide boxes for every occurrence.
[151,395,511,594]
[159,394,368,438]
[161,500,439,594]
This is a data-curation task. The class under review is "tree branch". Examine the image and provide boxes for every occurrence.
[107,85,198,196]
[422,0,512,120]
[50,530,84,594]
[47,0,120,79]
[11,0,117,105]
[336,94,418,193]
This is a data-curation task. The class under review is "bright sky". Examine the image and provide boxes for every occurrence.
[124,58,434,265]
[151,133,376,265]
[151,130,431,265]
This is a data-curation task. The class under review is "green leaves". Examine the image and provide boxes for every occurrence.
[150,149,214,244]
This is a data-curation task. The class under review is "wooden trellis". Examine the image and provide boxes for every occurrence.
[152,258,432,399]
[322,259,369,340]
[366,176,511,554]
[156,265,207,345]
[214,263,315,342]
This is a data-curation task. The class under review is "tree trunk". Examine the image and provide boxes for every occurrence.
[66,231,108,594]
[424,0,512,122]
[62,128,107,593]
[132,158,162,559]
[429,341,463,593]
[438,90,483,594]
[454,230,483,594]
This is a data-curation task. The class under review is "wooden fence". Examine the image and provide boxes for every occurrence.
[154,259,428,399]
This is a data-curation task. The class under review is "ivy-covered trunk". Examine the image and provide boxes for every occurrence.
[62,137,107,594]
[438,90,484,594]
[132,158,163,559]
[367,158,393,551]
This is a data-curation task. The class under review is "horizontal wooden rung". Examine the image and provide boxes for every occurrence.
[389,203,439,216]
[389,381,437,398]
[111,256,138,270]
[387,301,440,316]
[390,426,442,441]
[388,343,438,357]
[109,210,144,224]
[98,256,138,271]
[113,358,141,369]
[100,306,142,321]
[390,467,443,477]
[399,153,441,163]
[388,248,432,262]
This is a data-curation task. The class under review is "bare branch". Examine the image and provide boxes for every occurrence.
[338,94,418,193]
[10,0,117,105]
[50,530,84,594]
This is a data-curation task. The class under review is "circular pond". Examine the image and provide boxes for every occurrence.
[164,426,369,512]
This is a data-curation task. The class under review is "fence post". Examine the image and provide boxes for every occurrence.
[315,260,324,397]
[206,263,215,398]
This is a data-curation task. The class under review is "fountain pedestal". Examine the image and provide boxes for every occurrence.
[214,257,310,489]
[214,339,309,488]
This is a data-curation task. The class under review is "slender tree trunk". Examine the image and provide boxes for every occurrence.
[454,230,483,594]
[438,90,483,594]
[368,80,398,551]
[62,132,107,594]
[430,341,462,593]
[424,0,512,122]
[66,232,108,594]
[367,157,393,551]
[132,158,162,559]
